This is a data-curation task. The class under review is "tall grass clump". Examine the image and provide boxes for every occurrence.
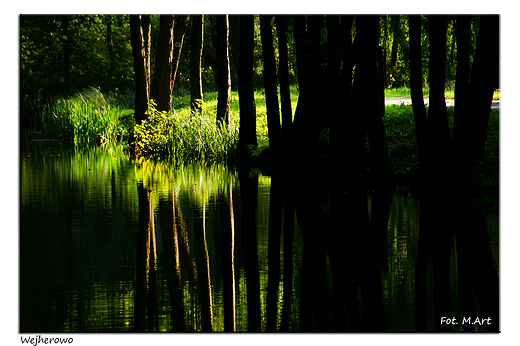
[40,86,134,144]
[134,100,238,163]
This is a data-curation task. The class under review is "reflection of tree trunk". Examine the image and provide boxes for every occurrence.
[158,192,185,332]
[238,170,261,332]
[146,188,159,332]
[279,180,294,332]
[193,199,213,331]
[266,175,283,332]
[219,182,236,332]
[135,183,149,331]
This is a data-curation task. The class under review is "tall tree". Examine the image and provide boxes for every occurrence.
[428,15,451,161]
[238,15,257,154]
[130,15,151,124]
[453,15,471,160]
[171,15,190,90]
[150,15,175,112]
[216,14,231,127]
[275,16,293,139]
[409,15,431,172]
[353,15,394,184]
[292,15,324,151]
[260,15,282,153]
[467,15,499,159]
[190,15,204,114]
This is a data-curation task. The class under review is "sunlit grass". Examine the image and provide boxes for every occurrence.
[40,86,134,144]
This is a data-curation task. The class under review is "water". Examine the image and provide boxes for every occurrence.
[20,142,499,332]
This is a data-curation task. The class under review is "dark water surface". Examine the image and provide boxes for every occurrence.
[20,143,499,332]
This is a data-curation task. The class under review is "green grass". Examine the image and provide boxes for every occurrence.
[384,84,500,100]
[40,86,134,144]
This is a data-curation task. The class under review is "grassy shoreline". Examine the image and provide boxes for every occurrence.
[34,86,499,193]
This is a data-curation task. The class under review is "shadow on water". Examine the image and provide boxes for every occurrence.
[20,144,499,332]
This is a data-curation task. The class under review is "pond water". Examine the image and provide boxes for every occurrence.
[20,142,499,333]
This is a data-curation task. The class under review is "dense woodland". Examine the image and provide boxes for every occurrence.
[20,14,499,189]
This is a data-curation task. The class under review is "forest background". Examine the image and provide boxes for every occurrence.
[7,1,520,345]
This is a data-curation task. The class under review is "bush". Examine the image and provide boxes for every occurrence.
[133,100,239,163]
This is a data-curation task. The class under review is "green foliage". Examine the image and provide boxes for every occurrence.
[133,100,239,163]
[40,87,134,144]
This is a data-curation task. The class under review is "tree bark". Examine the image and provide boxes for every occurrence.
[409,15,431,171]
[467,15,499,159]
[150,15,175,112]
[190,15,204,114]
[260,15,282,153]
[453,15,471,160]
[238,15,257,154]
[353,15,394,184]
[130,15,151,124]
[428,15,451,161]
[275,15,293,139]
[171,15,190,92]
[216,14,231,127]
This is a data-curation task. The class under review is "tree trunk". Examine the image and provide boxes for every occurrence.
[130,15,151,124]
[276,15,293,140]
[453,15,471,160]
[467,15,499,159]
[428,15,451,161]
[171,15,190,92]
[238,15,257,154]
[260,15,282,153]
[409,15,431,171]
[353,15,394,185]
[190,15,204,114]
[150,15,175,112]
[216,14,231,127]
[389,15,400,69]
[293,16,324,151]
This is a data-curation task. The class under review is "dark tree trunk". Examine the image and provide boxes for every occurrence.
[228,15,241,89]
[216,14,231,127]
[467,15,499,159]
[260,15,282,153]
[428,15,451,161]
[453,15,471,160]
[238,15,257,154]
[130,15,151,124]
[389,15,400,69]
[150,15,174,112]
[293,15,324,152]
[353,15,394,185]
[409,15,431,171]
[190,15,204,114]
[275,15,293,139]
[171,15,190,92]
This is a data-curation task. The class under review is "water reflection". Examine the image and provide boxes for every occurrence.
[20,144,499,332]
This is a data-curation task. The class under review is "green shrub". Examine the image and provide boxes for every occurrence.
[134,100,239,163]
